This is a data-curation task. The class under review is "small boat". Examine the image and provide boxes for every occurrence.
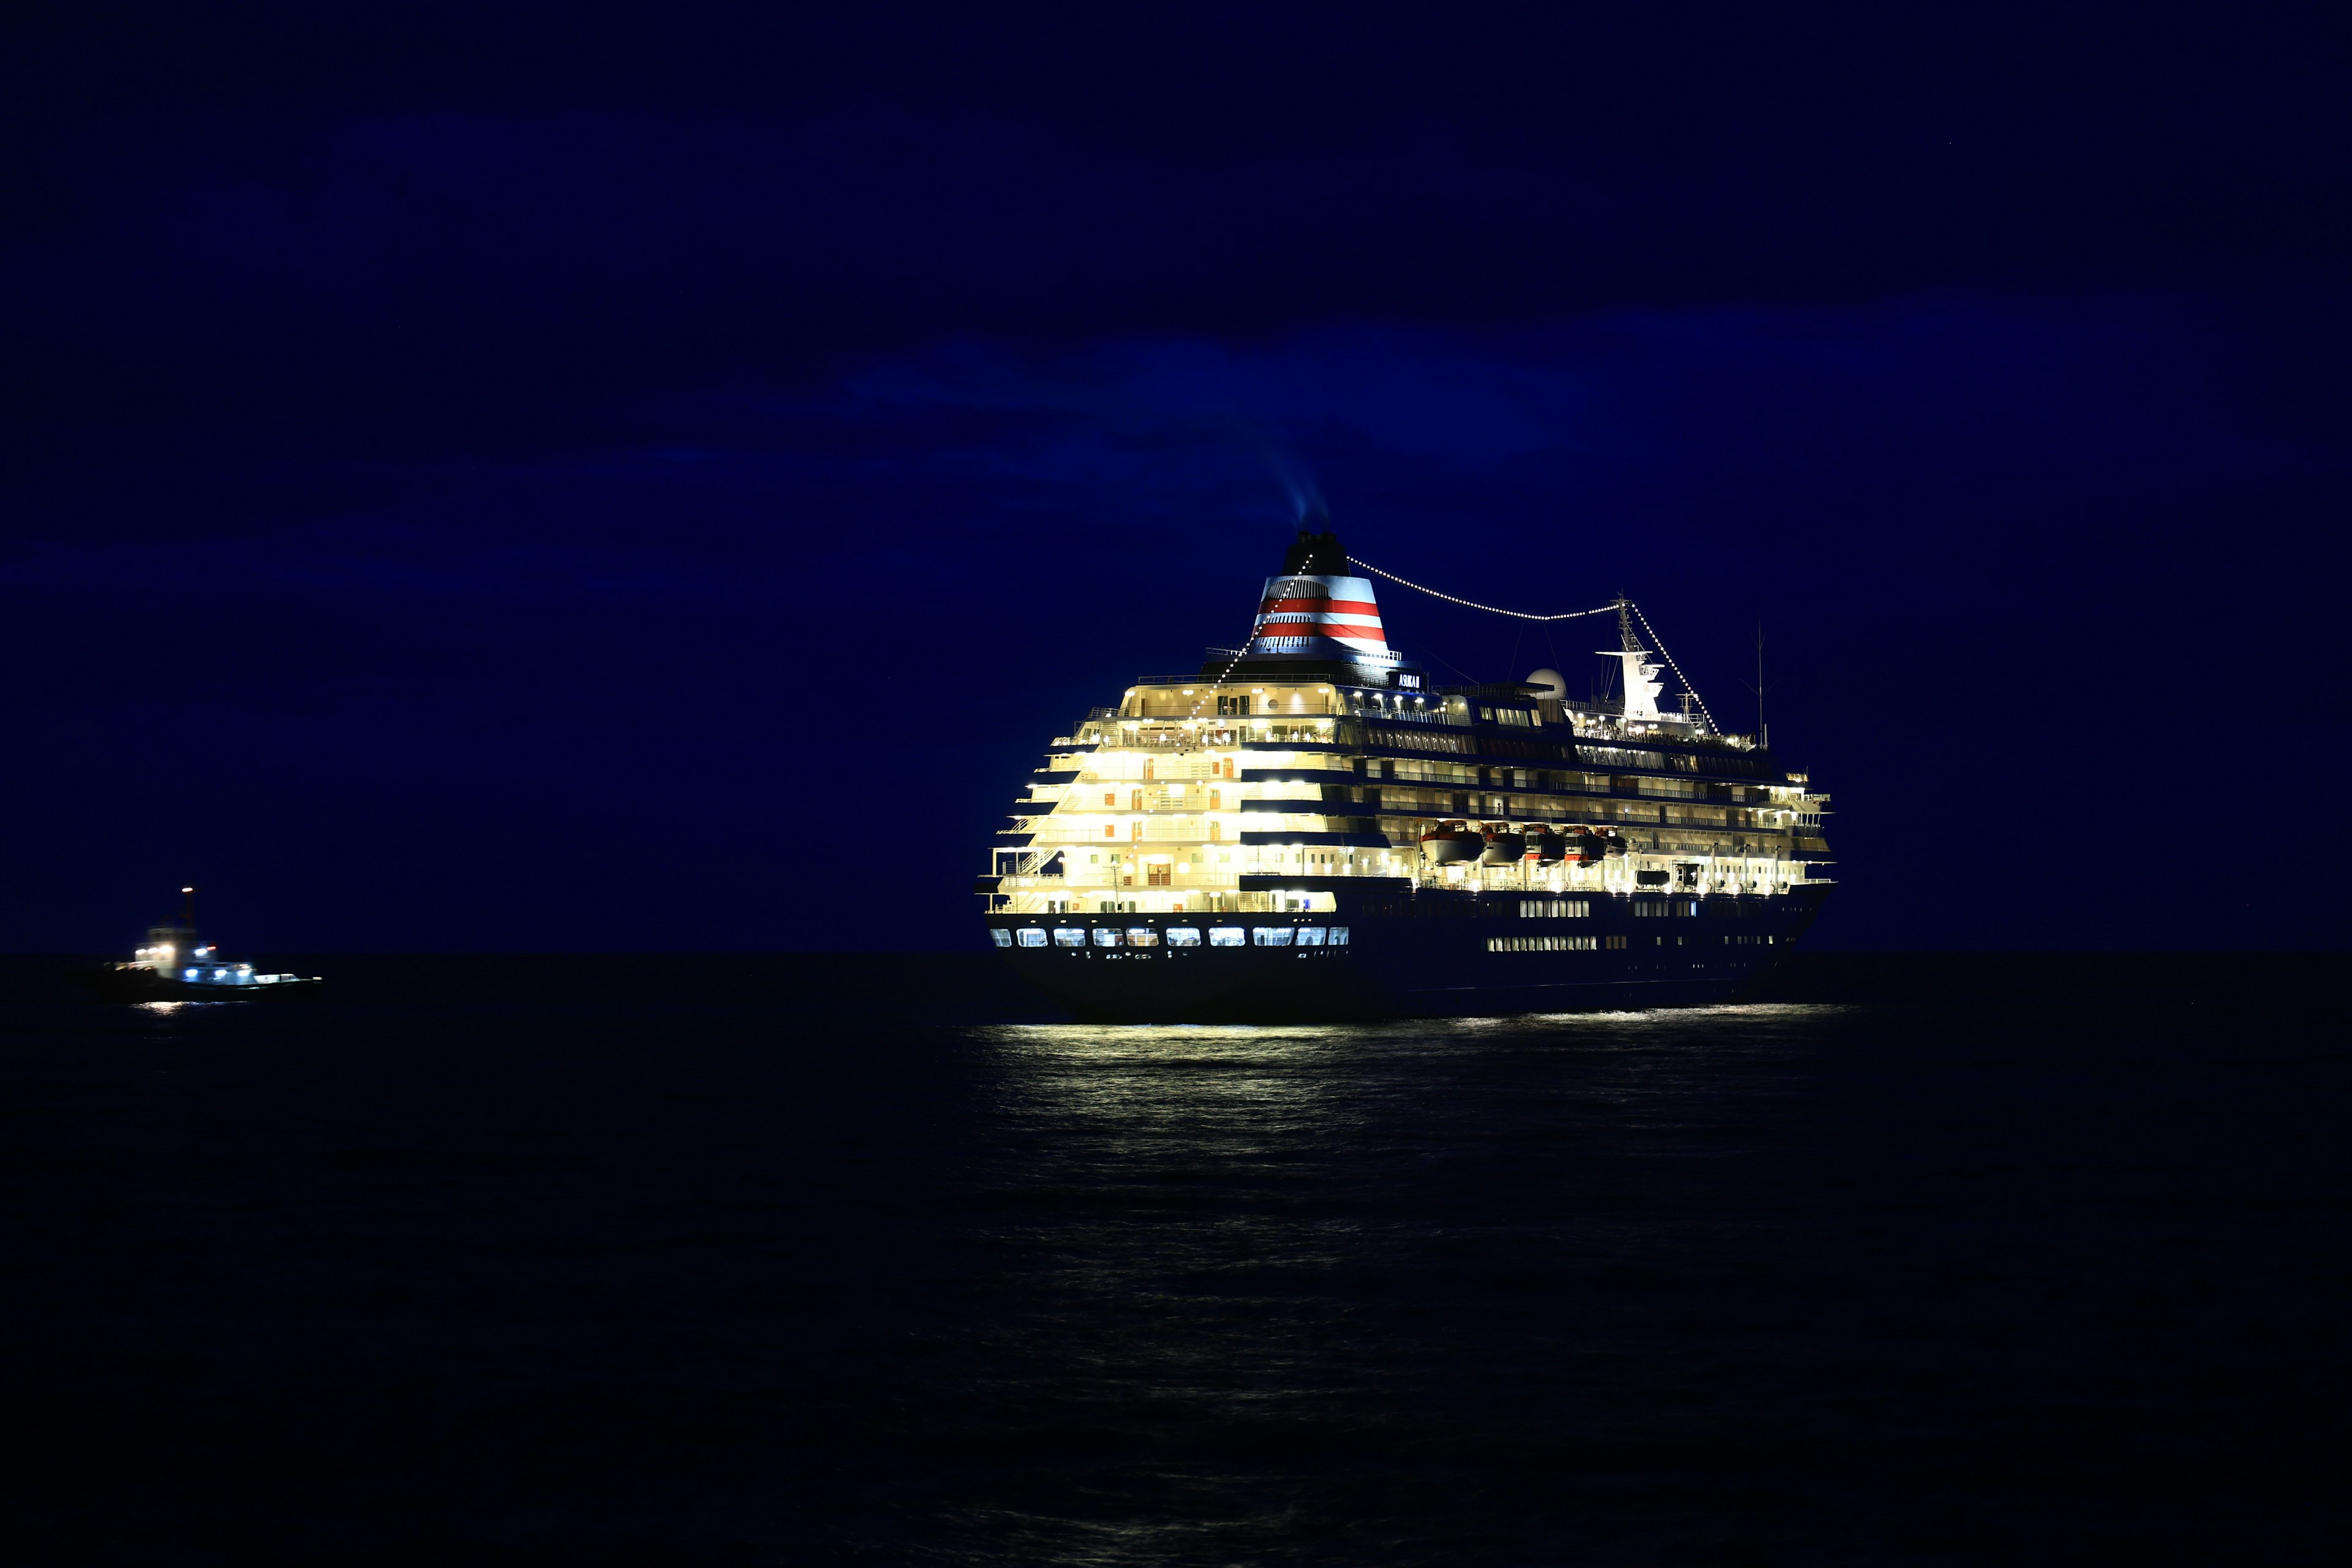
[1419,821,1483,865]
[1478,830,1526,865]
[1566,826,1625,864]
[1525,827,1568,864]
[67,888,322,1001]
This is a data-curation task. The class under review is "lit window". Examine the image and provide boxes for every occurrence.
[989,929,1012,948]
[1053,928,1087,948]
[1165,926,1202,946]
[1091,928,1122,946]
[1295,927,1327,946]
[1016,929,1048,948]
[1329,927,1349,944]
[1252,927,1293,947]
[1209,926,1245,947]
[1522,899,1589,918]
[1126,927,1159,947]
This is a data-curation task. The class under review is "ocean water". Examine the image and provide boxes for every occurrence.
[1,954,2343,1566]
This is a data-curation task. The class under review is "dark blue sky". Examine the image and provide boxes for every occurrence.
[4,2,2346,952]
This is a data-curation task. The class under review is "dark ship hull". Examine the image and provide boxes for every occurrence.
[989,886,1828,1022]
[67,968,324,1002]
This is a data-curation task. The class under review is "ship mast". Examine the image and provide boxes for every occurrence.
[1605,595,1665,722]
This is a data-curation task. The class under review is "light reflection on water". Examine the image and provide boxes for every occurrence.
[926,1003,1857,1564]
[970,1005,1849,1148]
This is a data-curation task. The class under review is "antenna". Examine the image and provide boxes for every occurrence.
[1755,621,1767,749]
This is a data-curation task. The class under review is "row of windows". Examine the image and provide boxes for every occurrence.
[1483,933,1781,952]
[1343,730,1776,781]
[1352,895,1782,919]
[1366,726,1473,755]
[1359,786,1763,823]
[1431,735,1778,780]
[1519,899,1592,919]
[999,925,1353,949]
[997,922,1774,952]
[1575,745,1668,770]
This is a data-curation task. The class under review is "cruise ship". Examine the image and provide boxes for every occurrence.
[979,525,1833,1020]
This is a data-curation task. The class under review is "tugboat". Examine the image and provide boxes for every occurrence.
[68,888,323,1001]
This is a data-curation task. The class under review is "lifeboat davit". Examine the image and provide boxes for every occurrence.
[1480,830,1526,865]
[1419,821,1482,865]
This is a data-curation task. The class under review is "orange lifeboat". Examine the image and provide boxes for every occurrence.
[1419,820,1482,865]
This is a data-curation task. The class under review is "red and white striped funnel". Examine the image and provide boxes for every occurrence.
[1240,526,1394,665]
[1246,574,1389,658]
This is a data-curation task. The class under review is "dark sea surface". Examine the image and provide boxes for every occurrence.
[1,953,2344,1566]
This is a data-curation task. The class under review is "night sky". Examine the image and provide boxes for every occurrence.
[5,3,2345,954]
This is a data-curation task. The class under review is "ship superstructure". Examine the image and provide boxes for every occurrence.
[979,526,1832,1019]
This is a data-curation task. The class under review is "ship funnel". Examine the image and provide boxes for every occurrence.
[1242,526,1395,670]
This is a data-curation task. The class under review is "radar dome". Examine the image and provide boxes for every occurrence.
[1526,668,1567,699]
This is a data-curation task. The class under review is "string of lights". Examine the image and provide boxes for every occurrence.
[1183,638,1254,726]
[1349,554,1721,734]
[1629,600,1718,735]
[1345,557,1616,622]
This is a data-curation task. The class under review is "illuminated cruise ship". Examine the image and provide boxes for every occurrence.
[979,525,1833,1020]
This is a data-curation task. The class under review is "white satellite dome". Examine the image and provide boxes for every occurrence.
[1525,667,1567,699]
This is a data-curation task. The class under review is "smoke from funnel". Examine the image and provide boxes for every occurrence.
[1262,449,1326,524]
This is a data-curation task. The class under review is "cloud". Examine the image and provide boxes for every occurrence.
[9,290,2332,621]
